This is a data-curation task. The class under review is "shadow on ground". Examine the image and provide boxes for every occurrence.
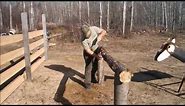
[131,67,174,82]
[132,67,185,99]
[45,64,85,105]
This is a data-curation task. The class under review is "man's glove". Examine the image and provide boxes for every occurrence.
[92,53,102,60]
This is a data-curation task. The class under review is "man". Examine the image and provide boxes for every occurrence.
[81,25,107,89]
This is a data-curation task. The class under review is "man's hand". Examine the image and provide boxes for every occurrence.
[97,30,107,43]
[92,53,102,60]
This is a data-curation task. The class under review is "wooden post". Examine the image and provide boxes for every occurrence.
[114,72,129,105]
[21,12,32,81]
[98,58,104,84]
[42,14,48,60]
[100,47,132,105]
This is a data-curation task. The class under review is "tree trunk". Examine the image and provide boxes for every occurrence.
[155,2,158,29]
[162,2,165,27]
[172,2,176,32]
[122,1,126,37]
[164,2,168,31]
[99,2,102,28]
[0,5,3,32]
[23,1,26,12]
[107,1,110,33]
[68,2,71,19]
[44,2,48,19]
[130,1,134,32]
[179,2,182,31]
[9,3,12,29]
[30,2,34,31]
[87,1,90,24]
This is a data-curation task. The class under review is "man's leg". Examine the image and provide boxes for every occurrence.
[91,47,103,83]
[83,50,93,89]
[92,58,98,83]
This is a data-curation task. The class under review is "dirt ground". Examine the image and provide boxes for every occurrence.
[1,30,185,105]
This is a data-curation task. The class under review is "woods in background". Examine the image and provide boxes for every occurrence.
[0,1,185,37]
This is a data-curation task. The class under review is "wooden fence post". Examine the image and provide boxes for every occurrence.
[42,14,48,60]
[21,12,32,81]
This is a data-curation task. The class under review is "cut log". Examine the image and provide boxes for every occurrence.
[98,47,133,105]
[100,47,133,83]
[97,58,104,84]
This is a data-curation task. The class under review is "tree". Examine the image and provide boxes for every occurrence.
[107,1,110,33]
[0,3,3,32]
[87,1,90,24]
[99,2,102,28]
[122,1,126,36]
[130,1,134,32]
[179,2,183,31]
[9,3,12,29]
[163,2,168,31]
[29,2,34,31]
[23,1,26,12]
[79,1,81,25]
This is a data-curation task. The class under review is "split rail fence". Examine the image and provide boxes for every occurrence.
[0,12,48,103]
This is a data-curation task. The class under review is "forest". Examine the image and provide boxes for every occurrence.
[0,1,185,37]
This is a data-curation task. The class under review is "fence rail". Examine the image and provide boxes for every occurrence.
[0,30,43,46]
[0,13,48,104]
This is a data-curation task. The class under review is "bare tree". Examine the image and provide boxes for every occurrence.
[122,1,127,36]
[44,2,48,19]
[29,2,34,31]
[79,1,81,25]
[130,1,134,32]
[179,2,183,31]
[164,2,168,31]
[162,2,165,27]
[9,3,12,29]
[107,1,110,33]
[87,1,90,24]
[23,1,26,12]
[155,2,158,29]
[0,4,3,32]
[99,2,102,28]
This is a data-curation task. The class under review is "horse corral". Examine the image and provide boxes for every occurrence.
[1,23,185,104]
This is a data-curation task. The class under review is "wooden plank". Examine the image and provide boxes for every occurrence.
[31,56,45,73]
[29,30,43,39]
[42,14,48,60]
[0,38,44,66]
[0,30,43,46]
[0,59,25,85]
[0,57,45,104]
[29,38,44,51]
[30,47,44,63]
[0,47,24,66]
[0,48,44,85]
[21,12,32,81]
[0,72,25,104]
[0,34,23,46]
